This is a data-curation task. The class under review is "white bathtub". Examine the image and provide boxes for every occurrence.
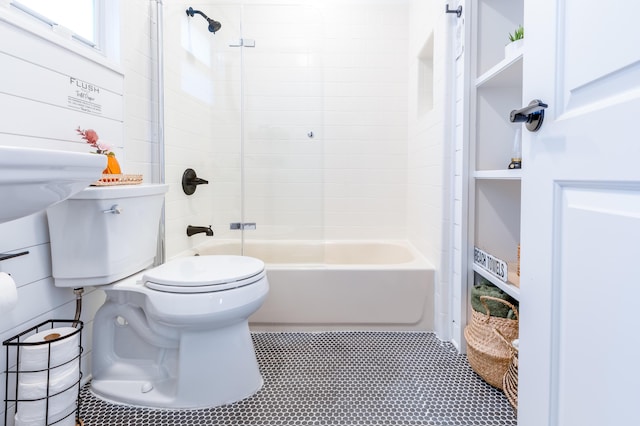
[192,240,435,331]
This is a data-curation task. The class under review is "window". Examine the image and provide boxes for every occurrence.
[10,0,119,61]
[12,0,98,45]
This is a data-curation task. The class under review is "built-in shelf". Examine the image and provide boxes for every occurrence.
[473,263,521,301]
[474,170,522,180]
[476,53,523,88]
[468,0,525,337]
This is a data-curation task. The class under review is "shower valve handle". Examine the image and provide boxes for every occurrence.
[182,168,209,195]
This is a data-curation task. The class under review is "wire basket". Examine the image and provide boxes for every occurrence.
[3,320,83,426]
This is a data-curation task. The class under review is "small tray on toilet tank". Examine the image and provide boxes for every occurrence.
[91,174,143,186]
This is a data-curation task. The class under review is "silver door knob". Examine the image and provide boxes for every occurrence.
[510,99,548,132]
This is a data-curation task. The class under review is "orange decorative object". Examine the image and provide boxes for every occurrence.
[104,153,122,175]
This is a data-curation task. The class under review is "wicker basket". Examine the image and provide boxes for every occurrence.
[92,174,143,186]
[464,295,519,389]
[495,330,519,411]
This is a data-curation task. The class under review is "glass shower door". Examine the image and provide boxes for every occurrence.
[163,2,244,256]
[163,2,324,259]
[239,3,324,262]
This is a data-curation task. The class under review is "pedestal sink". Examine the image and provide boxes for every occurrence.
[0,145,107,224]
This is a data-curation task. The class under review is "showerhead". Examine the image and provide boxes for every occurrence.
[207,18,222,33]
[186,6,222,34]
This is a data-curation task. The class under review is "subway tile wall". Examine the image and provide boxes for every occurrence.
[163,0,414,256]
[452,0,467,350]
[407,0,449,339]
[408,0,441,265]
[121,0,161,182]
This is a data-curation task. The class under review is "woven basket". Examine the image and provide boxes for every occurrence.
[92,174,143,186]
[495,330,519,411]
[464,295,519,389]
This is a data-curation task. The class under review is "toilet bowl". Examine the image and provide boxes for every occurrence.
[46,184,269,409]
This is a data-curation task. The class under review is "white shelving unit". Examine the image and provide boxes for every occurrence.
[468,0,524,301]
[472,263,520,300]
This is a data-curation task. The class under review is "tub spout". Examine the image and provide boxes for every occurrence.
[187,225,214,237]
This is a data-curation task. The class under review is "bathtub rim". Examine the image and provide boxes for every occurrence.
[175,239,435,270]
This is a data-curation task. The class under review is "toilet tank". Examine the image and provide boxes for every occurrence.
[47,184,169,288]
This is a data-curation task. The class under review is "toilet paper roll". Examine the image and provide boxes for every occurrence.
[16,368,79,421]
[18,327,81,383]
[15,406,77,426]
[0,271,18,312]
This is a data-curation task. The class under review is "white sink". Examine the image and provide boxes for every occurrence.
[0,146,107,224]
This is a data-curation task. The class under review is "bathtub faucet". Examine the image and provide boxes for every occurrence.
[186,225,214,237]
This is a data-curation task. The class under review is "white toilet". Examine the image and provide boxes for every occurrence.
[46,184,269,409]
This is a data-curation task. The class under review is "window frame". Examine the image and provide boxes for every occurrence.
[7,0,120,64]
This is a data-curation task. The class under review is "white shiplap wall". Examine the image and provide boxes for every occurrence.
[0,0,158,419]
[0,11,122,420]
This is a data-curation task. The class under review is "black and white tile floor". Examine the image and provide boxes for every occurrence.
[79,332,516,425]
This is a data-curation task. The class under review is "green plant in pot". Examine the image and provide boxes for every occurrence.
[508,25,524,43]
[505,25,524,57]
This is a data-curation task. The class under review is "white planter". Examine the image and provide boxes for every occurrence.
[505,39,523,59]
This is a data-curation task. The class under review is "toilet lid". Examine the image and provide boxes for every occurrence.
[143,255,266,293]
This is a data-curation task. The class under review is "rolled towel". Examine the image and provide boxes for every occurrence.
[471,283,518,318]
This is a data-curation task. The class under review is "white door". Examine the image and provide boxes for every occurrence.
[518,1,640,425]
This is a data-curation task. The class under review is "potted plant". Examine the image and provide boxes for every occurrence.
[505,25,524,58]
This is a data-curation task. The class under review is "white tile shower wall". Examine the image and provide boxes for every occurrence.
[408,0,440,261]
[162,0,411,254]
[322,1,409,240]
[0,2,158,416]
[122,0,162,181]
[243,3,325,241]
[163,1,243,256]
[452,0,467,350]
[408,0,449,337]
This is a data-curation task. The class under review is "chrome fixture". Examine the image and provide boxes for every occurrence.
[509,99,548,132]
[182,168,209,195]
[230,223,256,230]
[186,7,222,34]
[186,225,214,237]
[102,204,123,214]
[229,39,256,48]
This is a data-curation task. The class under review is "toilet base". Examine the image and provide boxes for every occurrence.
[91,376,263,409]
[91,320,264,409]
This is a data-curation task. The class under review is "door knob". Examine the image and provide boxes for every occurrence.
[510,99,548,132]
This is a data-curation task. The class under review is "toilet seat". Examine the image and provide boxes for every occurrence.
[143,255,266,294]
